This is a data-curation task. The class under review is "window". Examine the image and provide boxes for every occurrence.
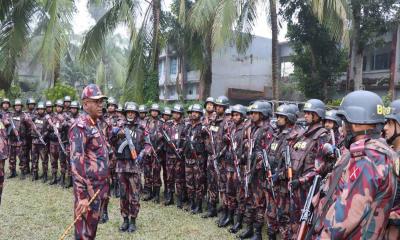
[170,58,177,75]
[158,61,164,76]
[362,56,367,71]
[371,52,390,71]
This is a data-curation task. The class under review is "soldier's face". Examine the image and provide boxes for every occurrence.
[107,105,116,113]
[384,119,397,141]
[64,102,71,108]
[232,113,242,124]
[151,110,159,118]
[83,98,104,119]
[277,115,287,127]
[28,104,35,110]
[126,111,136,120]
[251,112,261,122]
[324,120,335,130]
[46,107,52,113]
[172,112,181,120]
[191,112,201,120]
[163,115,170,121]
[71,108,78,115]
[38,109,45,115]
[14,105,22,112]
[206,103,214,112]
[216,106,225,115]
[140,112,146,119]
[56,106,63,113]
[2,103,9,110]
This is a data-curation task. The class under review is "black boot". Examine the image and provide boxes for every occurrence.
[19,171,26,180]
[152,187,160,203]
[202,202,217,218]
[31,171,38,181]
[237,223,253,239]
[142,187,154,201]
[114,179,120,198]
[42,172,48,183]
[185,198,195,212]
[119,217,129,232]
[249,224,262,240]
[217,207,228,226]
[59,173,65,187]
[191,199,203,214]
[219,209,234,227]
[49,173,58,185]
[229,213,243,233]
[267,233,276,240]
[176,193,183,209]
[100,206,109,224]
[65,176,73,188]
[128,217,136,233]
[164,190,174,206]
[8,170,17,179]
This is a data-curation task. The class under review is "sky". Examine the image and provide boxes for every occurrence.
[72,0,287,41]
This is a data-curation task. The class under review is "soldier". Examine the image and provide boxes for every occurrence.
[45,100,53,116]
[162,104,186,207]
[23,98,36,174]
[70,101,80,120]
[116,104,124,118]
[225,107,232,120]
[7,99,29,179]
[1,98,11,113]
[114,102,150,233]
[312,90,398,239]
[69,84,109,240]
[264,104,302,240]
[0,112,9,206]
[238,101,274,240]
[29,102,49,181]
[382,99,400,240]
[142,103,162,203]
[64,95,72,113]
[204,97,216,123]
[324,109,341,144]
[47,99,68,185]
[183,104,207,214]
[226,105,248,233]
[160,107,172,198]
[286,99,329,237]
[139,105,148,120]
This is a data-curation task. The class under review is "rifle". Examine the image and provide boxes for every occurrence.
[204,126,220,178]
[286,145,295,222]
[245,129,255,198]
[229,131,242,182]
[161,129,182,160]
[297,175,321,240]
[124,127,138,161]
[28,117,46,145]
[262,149,276,201]
[9,116,21,142]
[47,116,67,155]
[330,129,341,159]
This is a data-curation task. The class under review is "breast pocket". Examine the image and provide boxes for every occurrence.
[87,132,103,151]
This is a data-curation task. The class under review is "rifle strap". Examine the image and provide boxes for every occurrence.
[305,151,351,240]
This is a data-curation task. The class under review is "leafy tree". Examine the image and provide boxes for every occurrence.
[44,83,77,102]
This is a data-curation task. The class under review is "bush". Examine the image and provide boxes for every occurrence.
[44,83,77,102]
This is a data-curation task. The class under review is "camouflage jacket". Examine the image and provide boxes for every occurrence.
[317,137,398,239]
[69,112,110,200]
[0,118,8,160]
[29,113,49,145]
[247,120,274,172]
[183,120,207,162]
[163,119,186,157]
[47,112,68,143]
[6,111,30,143]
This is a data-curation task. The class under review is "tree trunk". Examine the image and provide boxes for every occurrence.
[309,46,320,98]
[177,54,186,101]
[199,32,212,101]
[52,57,60,88]
[0,71,13,92]
[269,0,279,100]
[389,26,398,100]
[350,1,363,90]
[152,0,161,72]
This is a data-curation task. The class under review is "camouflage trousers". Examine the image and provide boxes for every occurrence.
[185,156,206,201]
[225,164,239,211]
[165,155,185,195]
[59,144,70,175]
[119,172,142,218]
[218,159,228,206]
[143,155,161,190]
[205,155,219,205]
[235,165,246,215]
[160,151,167,190]
[31,143,48,174]
[0,159,4,205]
[265,180,291,239]
[49,142,60,175]
[8,142,25,172]
[290,184,309,237]
[24,137,32,172]
[73,182,109,240]
[244,170,266,226]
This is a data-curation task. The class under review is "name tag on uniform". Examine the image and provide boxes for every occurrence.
[174,133,179,140]
[13,117,20,121]
[271,142,278,151]
[294,141,307,150]
[210,126,219,132]
[35,119,43,124]
[0,122,4,129]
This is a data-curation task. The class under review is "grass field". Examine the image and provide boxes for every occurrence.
[0,165,238,240]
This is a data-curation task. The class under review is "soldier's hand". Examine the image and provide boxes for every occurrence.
[76,198,90,218]
[289,179,300,190]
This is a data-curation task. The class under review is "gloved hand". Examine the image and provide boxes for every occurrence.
[271,173,279,182]
[136,153,144,165]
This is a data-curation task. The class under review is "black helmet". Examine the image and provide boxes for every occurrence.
[337,90,385,124]
[249,101,272,118]
[231,104,246,116]
[191,104,203,114]
[13,99,23,106]
[125,102,139,113]
[139,105,148,113]
[172,104,184,114]
[204,97,215,106]
[55,99,64,107]
[107,97,118,106]
[150,103,161,112]
[303,99,325,118]
[37,102,45,109]
[325,110,341,126]
[64,96,72,102]
[275,104,297,124]
[225,107,232,115]
[386,99,400,124]
[117,104,124,112]
[45,100,53,107]
[70,101,80,109]
[162,107,172,116]
[26,97,36,105]
[1,98,10,104]
[215,96,229,107]
[187,105,193,114]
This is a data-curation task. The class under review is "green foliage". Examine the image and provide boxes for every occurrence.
[43,83,77,102]
[327,98,343,107]
[382,93,392,107]
[0,90,6,98]
[7,84,22,100]
[144,71,159,103]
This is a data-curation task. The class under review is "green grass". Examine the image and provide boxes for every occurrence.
[0,165,237,240]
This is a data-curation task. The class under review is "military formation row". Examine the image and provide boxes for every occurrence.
[0,87,399,240]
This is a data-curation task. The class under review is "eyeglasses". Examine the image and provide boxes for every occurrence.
[86,99,104,105]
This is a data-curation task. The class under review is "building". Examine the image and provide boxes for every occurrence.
[158,36,273,104]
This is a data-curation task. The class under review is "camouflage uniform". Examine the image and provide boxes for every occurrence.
[7,109,29,176]
[70,85,109,240]
[24,108,36,173]
[29,111,49,180]
[0,117,9,205]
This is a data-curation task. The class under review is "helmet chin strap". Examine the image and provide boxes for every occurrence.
[344,124,383,148]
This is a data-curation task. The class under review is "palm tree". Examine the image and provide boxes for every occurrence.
[269,0,279,100]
